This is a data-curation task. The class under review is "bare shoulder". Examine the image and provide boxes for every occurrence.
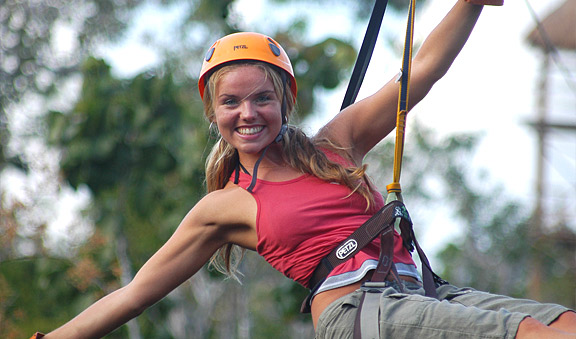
[185,185,258,250]
[315,77,399,164]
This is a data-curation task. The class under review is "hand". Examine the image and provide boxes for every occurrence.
[465,0,504,6]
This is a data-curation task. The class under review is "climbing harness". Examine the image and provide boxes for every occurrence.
[302,0,447,337]
[304,1,504,337]
[353,3,504,337]
[301,199,412,313]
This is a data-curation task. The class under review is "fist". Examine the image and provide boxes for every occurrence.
[465,0,504,5]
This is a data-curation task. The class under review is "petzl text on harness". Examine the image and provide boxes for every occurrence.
[300,200,412,313]
[302,2,448,338]
[353,1,446,338]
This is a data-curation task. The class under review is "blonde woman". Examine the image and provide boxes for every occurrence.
[33,1,575,338]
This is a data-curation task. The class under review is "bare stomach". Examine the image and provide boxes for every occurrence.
[310,274,421,329]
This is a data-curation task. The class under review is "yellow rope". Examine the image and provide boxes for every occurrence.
[387,0,416,194]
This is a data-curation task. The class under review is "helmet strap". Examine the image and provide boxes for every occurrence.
[237,70,290,193]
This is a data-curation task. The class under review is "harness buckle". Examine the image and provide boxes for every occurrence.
[361,281,394,293]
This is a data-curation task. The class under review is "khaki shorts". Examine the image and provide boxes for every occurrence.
[315,282,571,339]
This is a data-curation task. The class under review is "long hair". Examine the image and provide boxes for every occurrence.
[202,62,374,279]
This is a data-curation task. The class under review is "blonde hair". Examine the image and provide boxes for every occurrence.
[202,62,374,278]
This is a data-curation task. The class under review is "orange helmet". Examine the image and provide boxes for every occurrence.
[198,32,297,100]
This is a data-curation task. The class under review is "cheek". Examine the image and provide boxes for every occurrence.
[213,110,231,126]
[213,113,235,137]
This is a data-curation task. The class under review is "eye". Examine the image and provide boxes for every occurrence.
[222,97,238,106]
[255,92,276,104]
[256,95,271,103]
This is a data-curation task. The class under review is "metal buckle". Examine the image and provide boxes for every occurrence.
[360,281,394,293]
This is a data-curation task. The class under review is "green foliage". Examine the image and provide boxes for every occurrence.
[17,0,576,338]
[369,122,575,310]
[436,180,576,309]
[0,0,147,171]
[279,34,358,117]
[47,56,209,264]
[0,257,85,338]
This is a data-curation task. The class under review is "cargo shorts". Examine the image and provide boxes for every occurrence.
[315,282,571,338]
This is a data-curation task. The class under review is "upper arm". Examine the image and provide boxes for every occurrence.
[45,188,258,338]
[316,57,445,165]
[127,188,257,307]
[315,2,483,164]
[316,76,402,164]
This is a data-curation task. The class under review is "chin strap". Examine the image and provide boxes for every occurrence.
[237,69,290,193]
[275,70,289,142]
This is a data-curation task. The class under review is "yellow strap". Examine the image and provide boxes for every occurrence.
[387,0,416,194]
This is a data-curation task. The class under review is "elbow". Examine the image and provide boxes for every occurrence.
[414,61,450,85]
[116,284,154,318]
[427,67,449,85]
[408,58,453,106]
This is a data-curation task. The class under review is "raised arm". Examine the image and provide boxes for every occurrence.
[43,187,257,338]
[317,0,485,164]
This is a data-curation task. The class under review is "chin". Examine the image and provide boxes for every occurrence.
[239,147,268,155]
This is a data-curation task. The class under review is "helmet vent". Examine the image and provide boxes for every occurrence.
[267,38,281,56]
[205,47,215,62]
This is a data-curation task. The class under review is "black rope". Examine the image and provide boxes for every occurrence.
[340,0,390,111]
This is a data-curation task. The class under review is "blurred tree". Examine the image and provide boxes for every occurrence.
[0,0,149,171]
[368,122,576,310]
[43,57,210,338]
[1,0,433,337]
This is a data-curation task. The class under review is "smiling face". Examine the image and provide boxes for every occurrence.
[212,64,283,157]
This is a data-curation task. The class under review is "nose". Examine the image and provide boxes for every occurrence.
[239,100,257,120]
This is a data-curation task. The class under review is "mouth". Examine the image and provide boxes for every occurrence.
[236,126,264,135]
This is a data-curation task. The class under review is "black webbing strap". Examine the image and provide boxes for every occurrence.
[399,219,448,295]
[353,229,398,339]
[300,200,411,313]
[340,0,389,111]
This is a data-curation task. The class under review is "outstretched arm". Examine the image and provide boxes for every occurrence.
[42,188,257,338]
[318,0,487,164]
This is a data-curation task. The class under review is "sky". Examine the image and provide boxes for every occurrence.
[95,0,576,252]
[410,0,576,234]
[300,0,576,246]
[8,0,571,255]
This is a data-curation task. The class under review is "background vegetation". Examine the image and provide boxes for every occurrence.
[1,0,573,338]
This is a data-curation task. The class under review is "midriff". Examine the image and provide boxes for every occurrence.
[310,273,421,329]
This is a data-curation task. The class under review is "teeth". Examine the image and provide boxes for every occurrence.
[237,126,263,135]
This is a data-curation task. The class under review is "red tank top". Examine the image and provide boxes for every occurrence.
[232,149,416,287]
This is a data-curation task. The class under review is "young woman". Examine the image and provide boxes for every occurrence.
[33,1,575,338]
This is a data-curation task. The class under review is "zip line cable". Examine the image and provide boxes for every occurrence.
[524,0,576,97]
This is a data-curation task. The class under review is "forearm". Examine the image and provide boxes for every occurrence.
[412,0,483,83]
[45,286,143,339]
[318,1,487,159]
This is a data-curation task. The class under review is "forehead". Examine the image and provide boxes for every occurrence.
[217,64,273,90]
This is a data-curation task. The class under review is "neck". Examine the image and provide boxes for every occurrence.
[238,144,285,170]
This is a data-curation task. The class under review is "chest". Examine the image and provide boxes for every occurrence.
[253,175,380,252]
